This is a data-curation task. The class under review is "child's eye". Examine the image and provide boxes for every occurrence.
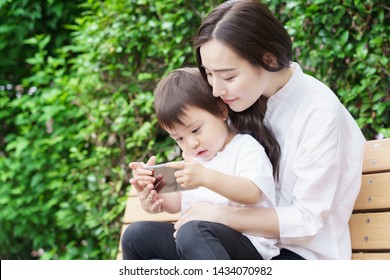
[175,137,183,142]
[192,127,200,134]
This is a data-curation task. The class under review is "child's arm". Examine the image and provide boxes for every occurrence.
[203,169,262,205]
[167,159,262,205]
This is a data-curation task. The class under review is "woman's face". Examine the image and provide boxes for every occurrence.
[200,40,274,112]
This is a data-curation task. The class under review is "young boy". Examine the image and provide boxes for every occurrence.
[122,68,278,260]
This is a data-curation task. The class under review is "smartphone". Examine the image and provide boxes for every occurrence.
[144,163,183,193]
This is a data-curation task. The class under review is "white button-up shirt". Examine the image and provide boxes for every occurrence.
[265,62,366,259]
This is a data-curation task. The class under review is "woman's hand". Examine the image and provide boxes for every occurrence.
[175,202,280,238]
[174,202,227,230]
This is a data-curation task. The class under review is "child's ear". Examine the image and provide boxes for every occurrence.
[218,101,229,121]
[263,53,278,68]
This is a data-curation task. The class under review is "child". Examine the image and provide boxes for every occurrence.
[121,67,278,260]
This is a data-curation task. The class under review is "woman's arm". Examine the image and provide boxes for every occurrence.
[176,202,280,238]
[159,192,182,214]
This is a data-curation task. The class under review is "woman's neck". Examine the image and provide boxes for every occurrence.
[266,65,294,98]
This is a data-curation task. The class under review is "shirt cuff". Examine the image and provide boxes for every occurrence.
[275,206,313,244]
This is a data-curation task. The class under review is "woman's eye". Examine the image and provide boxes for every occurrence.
[223,76,234,81]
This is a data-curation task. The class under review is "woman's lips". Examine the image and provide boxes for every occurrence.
[222,98,238,105]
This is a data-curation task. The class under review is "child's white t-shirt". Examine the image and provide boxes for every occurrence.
[181,134,279,259]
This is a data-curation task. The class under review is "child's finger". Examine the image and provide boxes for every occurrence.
[133,168,154,176]
[166,160,185,169]
[146,156,157,166]
[129,161,142,169]
[150,199,163,213]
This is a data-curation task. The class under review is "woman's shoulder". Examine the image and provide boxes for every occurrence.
[270,63,341,112]
[286,71,344,118]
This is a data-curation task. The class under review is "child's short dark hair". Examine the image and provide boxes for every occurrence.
[154,67,226,130]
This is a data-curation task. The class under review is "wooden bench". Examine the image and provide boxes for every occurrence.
[350,138,390,259]
[117,138,390,260]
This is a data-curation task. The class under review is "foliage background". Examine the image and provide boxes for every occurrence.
[0,0,388,259]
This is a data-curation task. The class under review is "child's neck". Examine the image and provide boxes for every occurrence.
[220,129,236,153]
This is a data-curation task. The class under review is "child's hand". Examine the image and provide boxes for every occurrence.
[135,183,164,214]
[129,156,163,213]
[129,156,157,188]
[166,157,206,188]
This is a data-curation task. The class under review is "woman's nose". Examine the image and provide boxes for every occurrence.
[213,87,228,99]
[212,85,220,97]
[213,83,225,98]
[212,80,226,98]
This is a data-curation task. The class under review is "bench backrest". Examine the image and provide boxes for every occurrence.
[350,138,390,259]
[117,138,390,260]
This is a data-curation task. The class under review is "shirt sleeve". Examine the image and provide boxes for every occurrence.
[275,106,345,243]
[235,135,276,206]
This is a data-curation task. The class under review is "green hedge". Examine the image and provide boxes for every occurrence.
[0,0,388,259]
[267,0,389,138]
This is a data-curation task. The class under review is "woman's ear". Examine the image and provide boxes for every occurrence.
[263,53,278,68]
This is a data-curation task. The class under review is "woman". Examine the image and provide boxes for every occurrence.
[175,0,366,260]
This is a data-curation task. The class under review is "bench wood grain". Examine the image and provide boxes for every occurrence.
[350,138,390,260]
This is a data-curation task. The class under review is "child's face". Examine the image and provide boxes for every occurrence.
[164,106,232,161]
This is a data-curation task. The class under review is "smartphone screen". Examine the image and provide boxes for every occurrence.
[144,163,182,193]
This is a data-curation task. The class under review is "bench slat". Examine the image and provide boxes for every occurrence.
[354,172,390,211]
[350,212,390,250]
[352,253,390,260]
[362,138,390,174]
[123,196,180,224]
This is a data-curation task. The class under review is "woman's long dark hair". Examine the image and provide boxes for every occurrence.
[228,96,280,180]
[194,0,289,179]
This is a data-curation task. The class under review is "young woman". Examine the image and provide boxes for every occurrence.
[121,68,278,259]
[173,0,366,260]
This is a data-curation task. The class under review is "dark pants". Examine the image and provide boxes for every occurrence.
[121,220,262,260]
[121,220,305,260]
